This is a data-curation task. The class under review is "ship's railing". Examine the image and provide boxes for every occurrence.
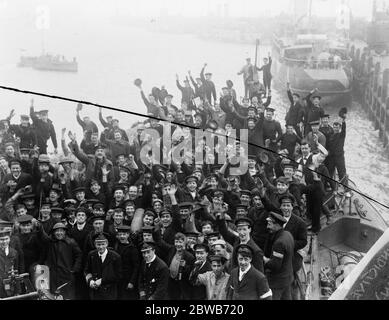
[282,56,352,70]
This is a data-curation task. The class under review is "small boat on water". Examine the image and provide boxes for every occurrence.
[17,54,78,73]
[303,178,389,300]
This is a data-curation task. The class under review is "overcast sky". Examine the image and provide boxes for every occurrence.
[0,0,378,20]
[109,0,375,19]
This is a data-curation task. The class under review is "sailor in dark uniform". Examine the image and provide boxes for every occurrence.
[319,114,334,142]
[256,53,273,97]
[285,82,304,138]
[84,233,122,300]
[304,89,325,134]
[262,107,283,152]
[200,64,217,105]
[326,112,347,184]
[279,195,308,300]
[227,244,272,300]
[15,214,43,274]
[264,212,295,300]
[9,114,38,149]
[29,104,58,155]
[188,243,212,300]
[138,241,169,300]
[114,225,140,300]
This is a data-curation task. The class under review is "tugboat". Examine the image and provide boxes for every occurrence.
[17,54,78,73]
[272,0,353,107]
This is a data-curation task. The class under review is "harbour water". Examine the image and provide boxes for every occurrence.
[0,15,388,218]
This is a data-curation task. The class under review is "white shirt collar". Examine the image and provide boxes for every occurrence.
[283,215,292,228]
[240,238,250,245]
[12,173,21,179]
[239,264,251,281]
[3,246,9,256]
[77,222,86,230]
[99,249,108,262]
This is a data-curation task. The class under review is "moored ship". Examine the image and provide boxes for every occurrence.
[17,54,78,73]
[272,33,352,107]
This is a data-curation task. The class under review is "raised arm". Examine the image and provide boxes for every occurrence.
[189,71,198,89]
[99,108,109,128]
[215,215,238,246]
[68,135,90,166]
[286,83,294,104]
[61,128,70,156]
[200,64,207,83]
[49,122,58,150]
[30,100,39,124]
[76,112,85,130]
[176,74,184,91]
[263,94,272,108]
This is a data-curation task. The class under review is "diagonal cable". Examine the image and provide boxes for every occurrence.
[0,84,388,211]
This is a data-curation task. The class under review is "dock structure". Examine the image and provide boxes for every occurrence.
[349,43,389,151]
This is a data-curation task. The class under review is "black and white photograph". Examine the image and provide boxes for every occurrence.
[0,0,389,307]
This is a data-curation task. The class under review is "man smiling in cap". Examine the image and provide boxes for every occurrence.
[138,240,169,300]
[227,244,272,300]
[84,233,122,300]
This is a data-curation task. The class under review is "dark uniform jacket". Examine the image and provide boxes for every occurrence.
[69,141,114,185]
[17,232,43,273]
[319,125,334,142]
[304,92,325,130]
[188,260,212,300]
[285,90,304,126]
[0,172,33,199]
[249,207,270,251]
[30,107,58,151]
[327,121,346,156]
[189,76,207,101]
[200,67,217,104]
[114,241,140,299]
[284,214,307,273]
[69,223,93,255]
[227,266,271,300]
[84,249,123,300]
[176,80,195,105]
[9,124,38,149]
[40,231,83,299]
[138,255,169,300]
[114,241,140,287]
[262,119,282,145]
[264,229,294,289]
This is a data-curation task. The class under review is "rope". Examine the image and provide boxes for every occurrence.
[1,84,389,211]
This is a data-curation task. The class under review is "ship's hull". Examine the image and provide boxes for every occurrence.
[17,56,78,73]
[272,49,352,108]
[33,63,78,73]
[303,179,388,300]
